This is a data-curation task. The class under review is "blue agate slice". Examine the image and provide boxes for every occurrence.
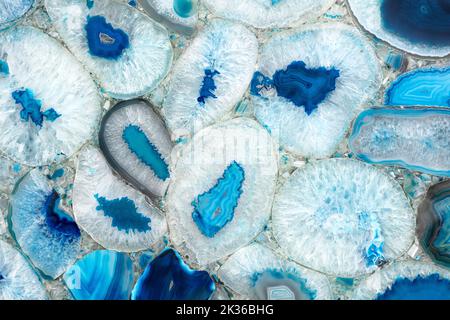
[99,99,172,198]
[0,0,34,29]
[9,169,81,279]
[349,107,450,176]
[131,248,215,300]
[417,180,450,268]
[0,240,47,300]
[385,67,450,108]
[348,0,450,57]
[64,250,134,300]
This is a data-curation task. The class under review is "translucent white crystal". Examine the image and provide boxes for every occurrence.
[0,26,101,166]
[272,158,415,277]
[166,118,278,266]
[0,0,34,29]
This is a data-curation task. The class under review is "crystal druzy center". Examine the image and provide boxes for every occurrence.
[191,161,245,238]
[85,15,130,59]
[43,190,81,238]
[381,0,450,46]
[197,69,220,105]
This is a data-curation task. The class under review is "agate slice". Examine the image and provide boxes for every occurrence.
[272,158,415,277]
[0,240,47,300]
[139,0,198,35]
[166,118,278,266]
[0,26,101,166]
[385,67,450,107]
[348,0,450,57]
[203,0,334,29]
[64,250,134,300]
[353,261,450,300]
[162,19,258,140]
[417,180,450,268]
[9,169,81,279]
[45,0,173,99]
[218,243,332,300]
[251,23,381,158]
[0,0,34,29]
[131,248,215,300]
[72,146,167,252]
[99,99,172,198]
[349,107,450,176]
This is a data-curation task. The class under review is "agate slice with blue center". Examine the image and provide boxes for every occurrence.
[162,19,258,141]
[218,243,332,300]
[72,146,167,252]
[348,0,450,57]
[417,180,450,268]
[64,250,134,300]
[139,0,198,35]
[99,99,172,198]
[203,0,334,29]
[166,118,278,266]
[251,23,381,159]
[349,107,450,177]
[385,67,450,108]
[132,248,215,300]
[0,0,34,29]
[0,26,101,166]
[0,240,47,300]
[9,169,81,279]
[45,0,173,99]
[353,261,450,300]
[272,159,415,277]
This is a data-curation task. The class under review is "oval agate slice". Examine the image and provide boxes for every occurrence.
[45,0,173,99]
[353,261,450,300]
[139,0,198,35]
[0,26,101,166]
[162,19,258,140]
[203,0,334,29]
[417,180,450,268]
[9,169,81,279]
[218,243,332,300]
[0,0,34,29]
[348,0,450,57]
[64,250,134,300]
[251,23,381,159]
[132,248,215,300]
[99,99,172,198]
[0,240,47,300]
[385,67,450,108]
[272,158,415,277]
[349,107,450,177]
[166,118,278,266]
[72,146,167,252]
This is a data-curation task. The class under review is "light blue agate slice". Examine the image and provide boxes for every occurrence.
[0,26,102,166]
[9,169,81,279]
[385,67,450,107]
[0,0,34,29]
[132,248,215,300]
[45,0,173,99]
[218,243,332,300]
[272,159,415,277]
[349,107,450,176]
[0,240,47,300]
[64,250,134,300]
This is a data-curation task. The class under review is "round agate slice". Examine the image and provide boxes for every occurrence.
[203,0,334,29]
[348,0,450,57]
[162,19,258,140]
[99,99,173,198]
[251,23,381,159]
[166,118,278,266]
[0,240,47,300]
[0,26,101,166]
[9,169,81,279]
[272,158,415,277]
[0,0,34,29]
[139,0,198,35]
[353,261,450,300]
[72,146,167,252]
[45,0,173,99]
[218,243,332,300]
